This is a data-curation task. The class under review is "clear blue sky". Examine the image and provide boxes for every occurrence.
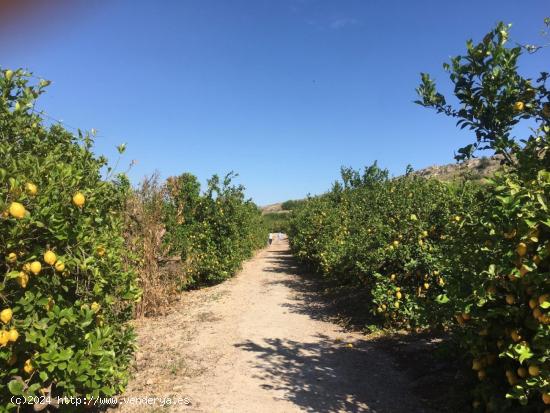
[1,1,548,205]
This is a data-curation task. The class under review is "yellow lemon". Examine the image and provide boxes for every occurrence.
[8,328,19,343]
[5,69,13,81]
[54,261,65,272]
[96,245,106,257]
[0,331,9,346]
[30,261,41,275]
[513,101,525,111]
[0,308,13,324]
[528,365,540,377]
[17,272,29,288]
[516,242,527,257]
[396,291,402,300]
[472,359,483,371]
[25,182,38,196]
[8,202,26,219]
[43,250,57,265]
[7,252,17,263]
[23,359,34,374]
[72,192,85,207]
[91,302,101,313]
[423,282,430,290]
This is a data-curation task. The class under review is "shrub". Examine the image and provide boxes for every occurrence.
[0,69,139,410]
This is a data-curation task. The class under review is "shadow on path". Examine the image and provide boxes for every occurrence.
[235,246,467,413]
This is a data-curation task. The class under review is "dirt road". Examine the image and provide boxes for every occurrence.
[117,239,434,413]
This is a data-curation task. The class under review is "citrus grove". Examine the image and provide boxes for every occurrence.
[0,69,266,410]
[288,22,550,412]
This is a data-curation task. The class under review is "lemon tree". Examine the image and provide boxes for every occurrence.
[417,21,550,411]
[163,172,266,286]
[0,69,139,411]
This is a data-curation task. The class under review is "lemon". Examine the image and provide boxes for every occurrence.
[7,252,17,263]
[8,202,26,219]
[91,302,101,313]
[510,330,521,342]
[513,101,525,111]
[0,331,9,346]
[17,272,29,288]
[390,273,396,281]
[392,240,399,247]
[396,291,402,299]
[8,328,19,343]
[516,242,527,257]
[472,359,483,371]
[423,282,430,290]
[528,365,540,377]
[517,367,528,378]
[96,245,106,257]
[54,261,65,272]
[394,301,400,308]
[30,261,41,275]
[25,182,38,196]
[5,69,13,81]
[23,359,34,374]
[505,294,515,305]
[72,192,85,207]
[539,294,549,306]
[0,308,13,324]
[44,250,57,265]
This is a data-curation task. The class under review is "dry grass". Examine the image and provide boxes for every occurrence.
[124,173,187,317]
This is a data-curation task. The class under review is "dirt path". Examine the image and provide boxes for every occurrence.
[116,239,434,413]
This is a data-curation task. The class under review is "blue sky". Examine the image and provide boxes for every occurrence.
[1,1,548,205]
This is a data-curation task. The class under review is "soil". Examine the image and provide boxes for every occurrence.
[112,239,445,413]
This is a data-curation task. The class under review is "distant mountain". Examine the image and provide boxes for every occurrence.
[412,156,502,182]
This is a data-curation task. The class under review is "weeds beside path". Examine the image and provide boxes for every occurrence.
[115,239,437,413]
